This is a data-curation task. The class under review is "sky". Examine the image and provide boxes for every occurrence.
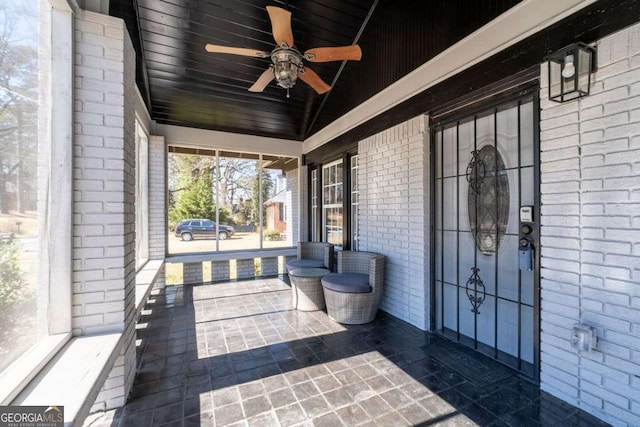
[1,0,39,49]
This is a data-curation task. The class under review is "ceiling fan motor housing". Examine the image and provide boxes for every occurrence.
[271,47,303,89]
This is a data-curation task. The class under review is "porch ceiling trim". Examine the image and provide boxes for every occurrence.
[159,123,303,158]
[302,0,597,154]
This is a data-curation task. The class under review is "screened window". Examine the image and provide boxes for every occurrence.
[322,160,343,247]
[1,0,72,402]
[135,120,149,269]
[0,0,41,377]
[168,148,297,254]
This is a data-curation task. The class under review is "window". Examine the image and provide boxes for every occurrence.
[310,169,318,241]
[308,157,358,249]
[135,120,149,269]
[168,148,298,254]
[0,0,41,377]
[350,155,359,251]
[322,160,343,247]
[0,0,72,402]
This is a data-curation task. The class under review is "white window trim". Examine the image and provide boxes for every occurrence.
[0,0,73,404]
[310,169,318,241]
[136,120,150,270]
[350,155,359,251]
[322,159,344,246]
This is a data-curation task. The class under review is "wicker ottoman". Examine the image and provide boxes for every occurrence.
[289,268,330,311]
[321,273,375,324]
[321,251,384,325]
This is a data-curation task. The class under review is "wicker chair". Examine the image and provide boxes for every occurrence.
[321,251,385,324]
[286,242,334,272]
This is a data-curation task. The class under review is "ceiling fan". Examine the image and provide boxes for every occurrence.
[205,5,362,97]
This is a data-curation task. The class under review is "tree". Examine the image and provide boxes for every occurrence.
[0,4,39,214]
[232,197,252,225]
[168,153,266,227]
[216,158,256,212]
[168,166,230,228]
[250,173,273,226]
[168,156,215,228]
[0,237,26,313]
[167,154,214,210]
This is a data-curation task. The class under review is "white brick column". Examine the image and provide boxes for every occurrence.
[539,23,640,427]
[148,135,166,290]
[358,115,430,330]
[73,10,136,410]
[149,135,166,261]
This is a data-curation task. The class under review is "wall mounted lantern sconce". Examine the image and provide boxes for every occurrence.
[547,42,597,103]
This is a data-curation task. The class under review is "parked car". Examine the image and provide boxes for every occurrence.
[174,219,235,241]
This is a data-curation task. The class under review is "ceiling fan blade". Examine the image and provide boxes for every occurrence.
[205,44,269,58]
[248,68,275,92]
[304,45,362,62]
[299,67,331,94]
[266,6,294,47]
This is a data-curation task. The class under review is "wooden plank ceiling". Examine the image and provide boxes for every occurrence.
[109,0,521,141]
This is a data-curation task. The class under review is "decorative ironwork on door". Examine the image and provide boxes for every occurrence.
[467,146,510,256]
[466,150,485,192]
[434,94,539,380]
[465,267,485,314]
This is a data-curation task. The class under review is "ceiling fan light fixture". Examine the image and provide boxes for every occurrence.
[271,48,303,90]
[205,6,360,96]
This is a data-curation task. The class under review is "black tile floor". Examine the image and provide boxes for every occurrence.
[86,276,610,427]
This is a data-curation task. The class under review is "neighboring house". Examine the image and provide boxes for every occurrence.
[264,190,286,233]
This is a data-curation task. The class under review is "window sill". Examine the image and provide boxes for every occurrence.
[165,247,296,264]
[12,333,122,427]
[0,333,71,405]
[135,259,164,321]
